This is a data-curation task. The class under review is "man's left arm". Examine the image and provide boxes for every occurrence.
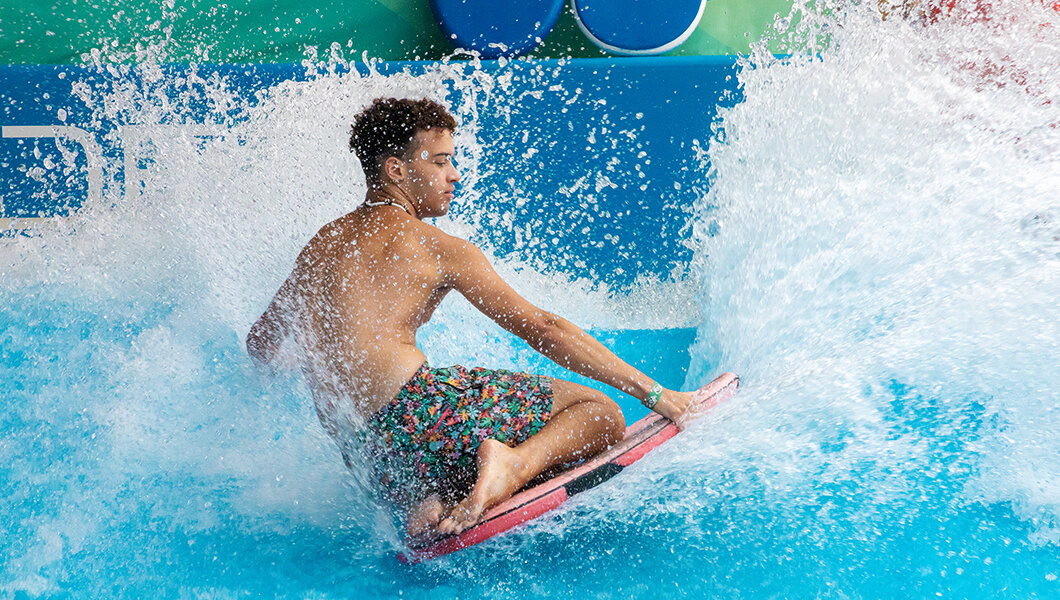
[440,238,693,421]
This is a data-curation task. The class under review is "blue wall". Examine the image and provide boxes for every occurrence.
[0,57,740,285]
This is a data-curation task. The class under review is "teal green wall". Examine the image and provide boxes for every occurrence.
[0,0,792,64]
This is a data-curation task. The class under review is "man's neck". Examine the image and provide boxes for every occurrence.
[365,185,418,219]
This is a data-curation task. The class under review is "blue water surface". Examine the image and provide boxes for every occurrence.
[3,2,1060,596]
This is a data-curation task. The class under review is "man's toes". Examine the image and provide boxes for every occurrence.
[435,501,482,535]
[462,507,483,527]
[436,517,456,535]
[452,510,481,533]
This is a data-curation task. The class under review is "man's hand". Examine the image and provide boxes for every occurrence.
[652,389,698,425]
[246,274,298,368]
[246,322,279,367]
[246,310,290,368]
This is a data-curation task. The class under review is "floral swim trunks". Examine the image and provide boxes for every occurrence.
[363,363,553,502]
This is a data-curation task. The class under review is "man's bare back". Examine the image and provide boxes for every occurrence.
[282,207,461,416]
[247,98,698,537]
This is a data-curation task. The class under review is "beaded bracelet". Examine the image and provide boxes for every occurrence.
[642,382,663,410]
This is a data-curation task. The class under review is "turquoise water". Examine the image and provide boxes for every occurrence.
[3,0,1060,597]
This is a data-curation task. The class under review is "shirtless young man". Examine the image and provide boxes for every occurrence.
[246,97,699,537]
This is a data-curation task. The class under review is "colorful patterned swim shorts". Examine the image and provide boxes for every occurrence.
[364,363,553,502]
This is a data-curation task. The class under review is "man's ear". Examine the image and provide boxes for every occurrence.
[383,156,405,183]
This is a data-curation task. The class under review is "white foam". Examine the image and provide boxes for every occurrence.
[688,0,1060,541]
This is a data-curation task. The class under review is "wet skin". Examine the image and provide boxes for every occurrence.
[247,128,698,536]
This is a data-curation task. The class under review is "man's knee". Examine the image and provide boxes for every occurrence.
[585,390,625,439]
[549,379,625,435]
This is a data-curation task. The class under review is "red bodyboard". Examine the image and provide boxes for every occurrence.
[399,371,739,563]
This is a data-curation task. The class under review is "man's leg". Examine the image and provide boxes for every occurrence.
[436,379,625,534]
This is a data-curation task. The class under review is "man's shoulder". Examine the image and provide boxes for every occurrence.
[297,210,478,265]
[406,218,477,256]
[296,215,353,263]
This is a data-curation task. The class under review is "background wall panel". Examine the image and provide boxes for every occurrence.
[0,0,792,64]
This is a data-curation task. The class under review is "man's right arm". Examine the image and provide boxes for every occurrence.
[246,273,297,367]
[440,237,692,422]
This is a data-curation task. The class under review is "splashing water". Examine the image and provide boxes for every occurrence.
[2,0,1059,596]
[683,0,1060,594]
[0,48,699,596]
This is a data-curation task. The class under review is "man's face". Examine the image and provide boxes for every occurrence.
[400,128,460,218]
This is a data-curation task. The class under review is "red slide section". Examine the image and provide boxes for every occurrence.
[399,372,740,563]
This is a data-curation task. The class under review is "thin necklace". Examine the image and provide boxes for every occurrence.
[364,198,413,217]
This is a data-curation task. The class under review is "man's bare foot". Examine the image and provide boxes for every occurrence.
[406,493,446,539]
[436,439,531,535]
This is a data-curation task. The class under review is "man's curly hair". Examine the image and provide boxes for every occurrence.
[349,97,457,184]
